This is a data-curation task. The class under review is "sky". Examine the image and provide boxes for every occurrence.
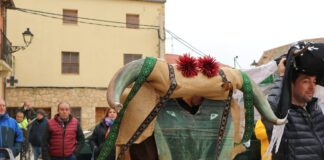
[165,0,324,69]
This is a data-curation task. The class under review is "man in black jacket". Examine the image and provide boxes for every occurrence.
[267,42,324,160]
[29,109,47,160]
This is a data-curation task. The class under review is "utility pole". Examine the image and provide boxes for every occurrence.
[234,56,238,68]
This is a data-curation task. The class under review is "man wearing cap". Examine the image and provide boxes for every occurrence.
[29,109,48,160]
[267,42,324,160]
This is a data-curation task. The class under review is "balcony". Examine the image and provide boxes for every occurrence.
[0,28,33,77]
[1,31,13,67]
[0,30,13,77]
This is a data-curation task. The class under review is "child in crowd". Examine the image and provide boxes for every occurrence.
[15,111,28,130]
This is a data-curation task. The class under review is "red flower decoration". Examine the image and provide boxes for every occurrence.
[176,54,198,77]
[198,56,219,78]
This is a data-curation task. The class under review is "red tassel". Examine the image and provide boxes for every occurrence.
[176,54,198,77]
[198,56,219,78]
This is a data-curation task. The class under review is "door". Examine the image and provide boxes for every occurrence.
[95,107,107,124]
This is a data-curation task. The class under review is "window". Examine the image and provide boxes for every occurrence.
[126,14,139,29]
[124,54,142,65]
[71,107,81,122]
[62,51,79,74]
[63,9,78,24]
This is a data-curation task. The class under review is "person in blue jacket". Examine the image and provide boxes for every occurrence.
[0,98,24,158]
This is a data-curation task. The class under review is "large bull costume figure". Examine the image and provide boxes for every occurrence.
[98,54,286,160]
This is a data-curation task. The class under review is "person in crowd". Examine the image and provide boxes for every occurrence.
[0,99,23,158]
[42,102,84,160]
[15,111,28,130]
[29,109,48,160]
[15,110,29,160]
[18,101,36,121]
[89,107,117,160]
[254,118,272,160]
[267,42,324,159]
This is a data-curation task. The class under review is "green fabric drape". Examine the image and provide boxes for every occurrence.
[97,57,157,160]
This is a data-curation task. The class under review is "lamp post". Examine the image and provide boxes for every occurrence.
[6,28,34,87]
[10,28,34,53]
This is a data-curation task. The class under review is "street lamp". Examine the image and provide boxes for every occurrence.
[22,28,33,46]
[10,28,34,53]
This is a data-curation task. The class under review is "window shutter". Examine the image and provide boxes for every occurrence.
[63,9,78,24]
[123,54,142,65]
[126,14,139,29]
[62,51,79,74]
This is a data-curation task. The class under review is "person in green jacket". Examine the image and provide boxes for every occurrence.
[15,110,30,159]
[15,111,28,130]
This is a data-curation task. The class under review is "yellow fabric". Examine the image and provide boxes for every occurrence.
[255,119,271,160]
[17,118,28,130]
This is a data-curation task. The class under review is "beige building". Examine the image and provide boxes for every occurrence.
[6,0,166,129]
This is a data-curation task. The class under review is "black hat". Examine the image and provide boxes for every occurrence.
[292,42,324,85]
[36,109,46,116]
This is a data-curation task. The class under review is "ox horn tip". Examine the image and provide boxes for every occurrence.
[112,102,123,112]
[276,118,288,125]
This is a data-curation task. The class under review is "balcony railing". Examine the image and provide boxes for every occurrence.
[1,30,13,68]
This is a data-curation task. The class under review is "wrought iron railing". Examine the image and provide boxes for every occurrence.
[1,30,13,67]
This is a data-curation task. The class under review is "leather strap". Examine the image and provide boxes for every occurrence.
[215,69,233,159]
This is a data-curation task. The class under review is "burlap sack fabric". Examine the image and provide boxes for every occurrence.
[113,60,247,159]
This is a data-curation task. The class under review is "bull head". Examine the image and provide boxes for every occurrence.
[107,58,285,125]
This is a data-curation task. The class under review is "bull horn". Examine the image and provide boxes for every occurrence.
[292,42,311,56]
[251,80,287,125]
[107,59,145,109]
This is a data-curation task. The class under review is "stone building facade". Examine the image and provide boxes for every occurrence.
[6,87,107,129]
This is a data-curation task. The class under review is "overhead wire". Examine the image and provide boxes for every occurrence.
[11,7,206,57]
[166,29,207,56]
